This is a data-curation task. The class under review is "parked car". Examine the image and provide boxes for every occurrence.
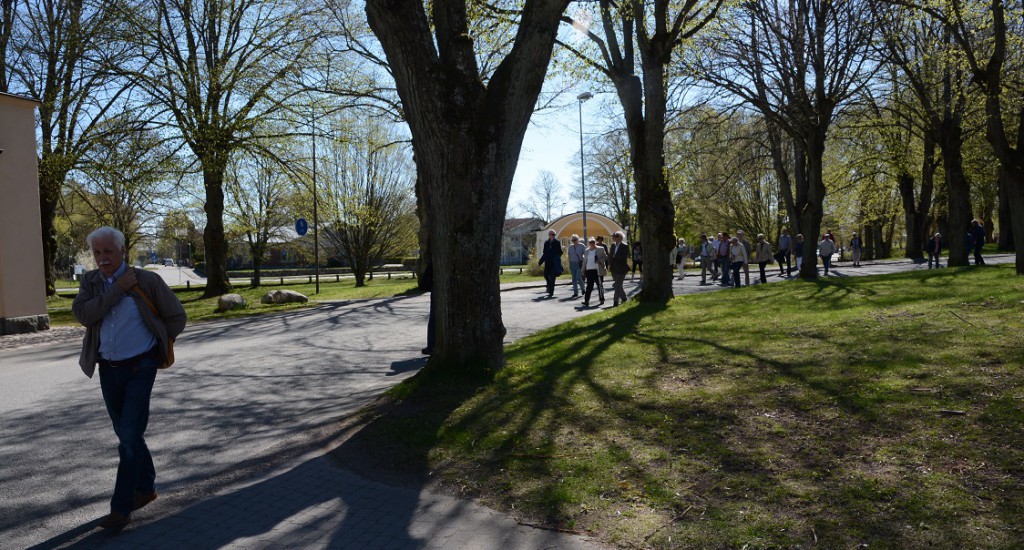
[164,258,175,266]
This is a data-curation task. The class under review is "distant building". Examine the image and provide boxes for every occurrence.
[502,217,546,265]
[536,211,627,252]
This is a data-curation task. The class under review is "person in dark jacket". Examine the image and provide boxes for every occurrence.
[971,219,986,265]
[926,232,943,269]
[608,231,631,306]
[538,229,563,298]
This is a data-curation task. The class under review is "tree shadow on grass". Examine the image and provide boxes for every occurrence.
[330,293,1024,548]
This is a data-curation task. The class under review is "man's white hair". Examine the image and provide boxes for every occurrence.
[86,226,126,250]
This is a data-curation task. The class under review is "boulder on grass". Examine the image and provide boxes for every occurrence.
[260,289,309,305]
[216,293,246,312]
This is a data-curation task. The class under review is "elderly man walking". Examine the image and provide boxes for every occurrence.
[566,234,586,299]
[609,231,631,306]
[73,226,186,530]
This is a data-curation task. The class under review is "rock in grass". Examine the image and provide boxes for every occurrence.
[217,293,247,312]
[261,289,309,305]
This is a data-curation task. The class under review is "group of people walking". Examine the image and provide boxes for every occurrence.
[682,230,790,287]
[926,219,988,269]
[540,219,990,299]
[539,230,631,307]
[678,229,852,286]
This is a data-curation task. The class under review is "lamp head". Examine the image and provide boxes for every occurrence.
[577,92,593,101]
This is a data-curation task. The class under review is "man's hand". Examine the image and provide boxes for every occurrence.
[116,267,138,292]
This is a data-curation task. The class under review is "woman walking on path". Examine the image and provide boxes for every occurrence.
[728,236,747,288]
[582,237,607,307]
[818,235,837,276]
[755,234,773,284]
[538,230,563,298]
[673,238,690,280]
[850,233,863,267]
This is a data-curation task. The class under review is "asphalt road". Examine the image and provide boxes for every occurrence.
[0,283,604,549]
[1,254,1014,548]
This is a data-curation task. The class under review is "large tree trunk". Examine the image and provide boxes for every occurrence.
[997,165,1014,251]
[1004,169,1024,273]
[898,133,937,259]
[414,174,432,291]
[426,160,508,369]
[615,65,674,302]
[366,0,568,370]
[794,136,826,280]
[937,122,972,267]
[202,163,232,297]
[897,173,922,260]
[37,157,68,296]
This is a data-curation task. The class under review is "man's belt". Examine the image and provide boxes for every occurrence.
[99,346,158,368]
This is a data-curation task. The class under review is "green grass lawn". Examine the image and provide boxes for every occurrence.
[333,265,1024,549]
[47,269,548,326]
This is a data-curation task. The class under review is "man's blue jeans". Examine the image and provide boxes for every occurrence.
[569,262,583,295]
[99,354,158,515]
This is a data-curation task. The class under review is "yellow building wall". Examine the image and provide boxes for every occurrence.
[0,93,49,334]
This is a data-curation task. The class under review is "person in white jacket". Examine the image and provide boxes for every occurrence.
[673,238,690,280]
[754,234,773,284]
[728,236,748,288]
[817,234,837,276]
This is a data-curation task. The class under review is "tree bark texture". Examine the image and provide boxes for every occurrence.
[201,162,232,297]
[898,133,936,259]
[615,60,674,302]
[366,0,569,370]
[414,175,432,291]
[937,121,972,267]
[794,133,828,280]
[998,166,1014,251]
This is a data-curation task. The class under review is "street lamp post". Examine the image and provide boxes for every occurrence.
[311,107,320,294]
[577,92,593,240]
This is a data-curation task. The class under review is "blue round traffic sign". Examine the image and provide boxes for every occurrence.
[296,218,308,236]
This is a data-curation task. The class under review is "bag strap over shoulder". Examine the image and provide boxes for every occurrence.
[133,284,160,317]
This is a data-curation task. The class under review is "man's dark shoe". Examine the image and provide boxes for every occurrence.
[133,491,157,511]
[99,512,130,530]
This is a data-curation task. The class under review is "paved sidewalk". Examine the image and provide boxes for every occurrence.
[54,452,604,550]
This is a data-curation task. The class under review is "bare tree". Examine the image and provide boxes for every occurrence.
[120,0,333,297]
[560,0,723,300]
[0,0,15,91]
[518,170,564,223]
[7,0,133,294]
[72,116,179,261]
[912,0,1024,273]
[693,0,877,278]
[320,122,416,287]
[861,76,939,260]
[874,4,980,265]
[572,128,636,234]
[225,150,294,287]
[667,108,783,240]
[364,0,570,370]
